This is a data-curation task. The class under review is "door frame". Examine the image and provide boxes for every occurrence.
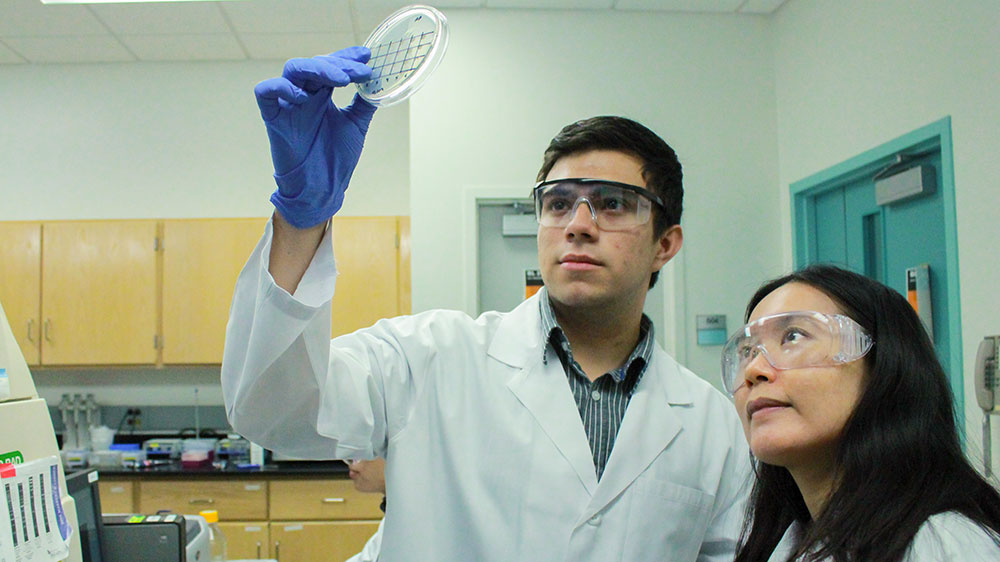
[789,117,963,418]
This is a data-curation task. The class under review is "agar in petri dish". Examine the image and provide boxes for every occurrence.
[356,4,449,107]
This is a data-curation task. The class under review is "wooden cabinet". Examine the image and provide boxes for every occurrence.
[161,218,267,364]
[138,479,268,520]
[219,521,270,559]
[271,521,380,562]
[0,222,41,365]
[106,475,382,562]
[0,216,410,366]
[331,216,411,338]
[270,479,384,521]
[41,220,159,365]
[97,479,135,514]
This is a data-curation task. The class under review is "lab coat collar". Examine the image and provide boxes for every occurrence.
[489,294,696,509]
[491,293,599,493]
[580,347,691,523]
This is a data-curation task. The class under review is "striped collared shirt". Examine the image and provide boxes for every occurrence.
[538,288,655,481]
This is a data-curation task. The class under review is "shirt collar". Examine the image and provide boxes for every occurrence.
[538,287,655,383]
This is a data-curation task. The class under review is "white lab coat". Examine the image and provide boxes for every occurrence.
[769,512,1000,561]
[223,220,752,562]
[345,519,383,562]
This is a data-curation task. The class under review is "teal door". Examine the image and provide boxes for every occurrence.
[793,118,963,416]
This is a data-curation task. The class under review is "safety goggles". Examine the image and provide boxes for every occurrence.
[721,311,874,395]
[533,178,666,232]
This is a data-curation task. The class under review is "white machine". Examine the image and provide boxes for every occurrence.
[0,299,83,561]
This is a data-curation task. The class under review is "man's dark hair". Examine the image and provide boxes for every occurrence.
[536,116,683,288]
[735,264,1000,562]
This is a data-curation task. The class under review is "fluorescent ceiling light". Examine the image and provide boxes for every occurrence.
[40,1,245,4]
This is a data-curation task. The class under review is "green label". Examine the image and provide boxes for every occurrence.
[0,450,24,464]
[128,515,146,524]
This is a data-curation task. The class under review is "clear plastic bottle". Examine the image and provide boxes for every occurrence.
[199,509,227,562]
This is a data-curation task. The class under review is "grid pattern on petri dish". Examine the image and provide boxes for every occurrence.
[367,31,435,85]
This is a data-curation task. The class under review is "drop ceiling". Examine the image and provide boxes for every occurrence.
[0,0,788,65]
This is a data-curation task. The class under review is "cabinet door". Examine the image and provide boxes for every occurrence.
[41,220,158,365]
[97,479,135,514]
[330,217,402,338]
[0,222,41,365]
[138,480,267,520]
[271,521,380,562]
[269,479,384,520]
[219,521,269,560]
[162,218,267,363]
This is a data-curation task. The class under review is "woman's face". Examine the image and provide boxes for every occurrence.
[733,282,868,471]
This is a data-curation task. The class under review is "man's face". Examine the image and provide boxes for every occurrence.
[536,149,681,313]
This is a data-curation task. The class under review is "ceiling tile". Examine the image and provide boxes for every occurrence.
[221,0,354,35]
[240,31,357,61]
[89,3,231,36]
[0,41,28,64]
[739,0,788,14]
[487,0,614,8]
[354,2,470,41]
[614,0,743,12]
[0,0,107,37]
[119,33,246,62]
[3,35,134,64]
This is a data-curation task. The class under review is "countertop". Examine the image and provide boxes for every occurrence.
[94,460,350,478]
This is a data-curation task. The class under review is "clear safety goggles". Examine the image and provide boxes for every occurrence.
[721,311,874,395]
[533,178,666,232]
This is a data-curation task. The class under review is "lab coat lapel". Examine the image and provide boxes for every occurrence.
[489,294,599,496]
[580,347,692,522]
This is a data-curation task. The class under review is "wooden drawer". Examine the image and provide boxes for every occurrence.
[269,479,384,520]
[98,479,135,514]
[139,480,267,520]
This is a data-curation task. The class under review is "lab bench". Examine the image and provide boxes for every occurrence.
[95,462,382,562]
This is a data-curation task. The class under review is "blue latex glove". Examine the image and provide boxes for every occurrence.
[254,47,376,228]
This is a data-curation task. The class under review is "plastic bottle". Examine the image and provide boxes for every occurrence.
[199,509,227,562]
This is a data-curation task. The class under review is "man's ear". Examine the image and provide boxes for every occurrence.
[652,224,683,270]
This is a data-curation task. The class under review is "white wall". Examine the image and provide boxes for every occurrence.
[0,60,409,220]
[409,9,782,381]
[772,0,1000,474]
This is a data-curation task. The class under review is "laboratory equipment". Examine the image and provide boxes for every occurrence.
[59,393,78,449]
[102,513,208,562]
[143,438,182,461]
[356,4,449,107]
[66,469,108,562]
[975,335,1000,478]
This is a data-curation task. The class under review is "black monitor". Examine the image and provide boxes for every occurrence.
[65,469,107,562]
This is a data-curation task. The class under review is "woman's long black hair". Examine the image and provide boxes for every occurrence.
[734,264,1000,562]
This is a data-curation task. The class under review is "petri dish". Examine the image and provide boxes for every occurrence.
[355,4,449,107]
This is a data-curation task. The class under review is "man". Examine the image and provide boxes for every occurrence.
[223,47,750,561]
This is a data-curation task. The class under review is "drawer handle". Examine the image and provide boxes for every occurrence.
[275,541,281,561]
[27,319,35,343]
[256,542,262,558]
[321,497,346,504]
[188,498,215,505]
[44,319,52,342]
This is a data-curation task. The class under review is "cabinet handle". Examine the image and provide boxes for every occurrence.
[322,497,346,503]
[44,319,52,342]
[188,498,215,505]
[27,319,35,343]
[274,541,280,561]
[256,542,261,559]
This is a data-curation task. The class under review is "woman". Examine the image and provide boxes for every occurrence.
[724,264,1000,561]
